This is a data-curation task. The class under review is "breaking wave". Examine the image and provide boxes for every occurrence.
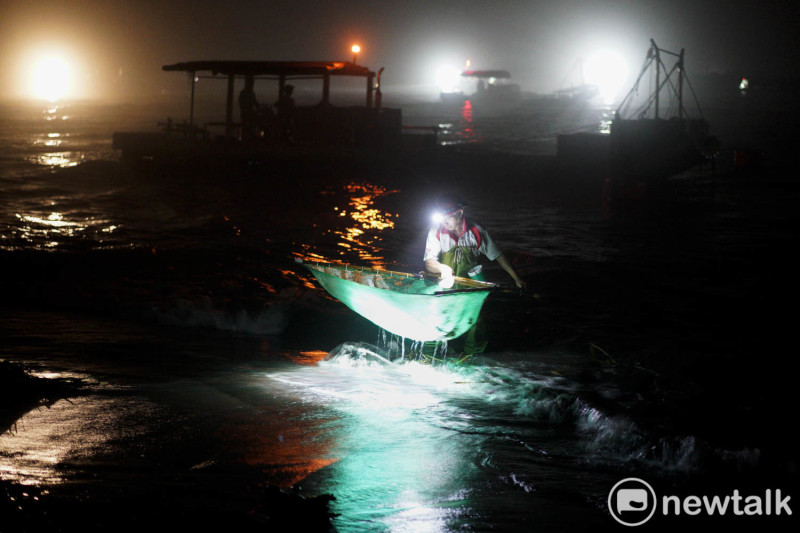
[307,342,765,477]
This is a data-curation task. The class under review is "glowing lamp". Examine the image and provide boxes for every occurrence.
[352,44,361,65]
[584,50,629,103]
[437,66,462,93]
[31,54,72,101]
[739,78,749,91]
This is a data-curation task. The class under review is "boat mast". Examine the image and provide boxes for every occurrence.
[189,70,196,128]
[226,74,235,138]
[677,48,685,120]
[652,40,660,119]
[617,39,692,121]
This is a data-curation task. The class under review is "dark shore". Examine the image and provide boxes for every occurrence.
[1,360,83,434]
[1,359,338,532]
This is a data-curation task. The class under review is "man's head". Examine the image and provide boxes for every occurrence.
[434,194,465,231]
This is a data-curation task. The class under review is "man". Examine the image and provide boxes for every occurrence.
[423,193,525,356]
[238,75,260,140]
[275,84,295,143]
[424,194,525,288]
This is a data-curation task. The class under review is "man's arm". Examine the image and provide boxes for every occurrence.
[495,253,526,290]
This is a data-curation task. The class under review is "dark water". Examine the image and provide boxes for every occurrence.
[1,90,798,532]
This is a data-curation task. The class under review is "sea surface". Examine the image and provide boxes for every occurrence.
[1,85,798,532]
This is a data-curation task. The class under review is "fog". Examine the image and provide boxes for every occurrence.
[1,0,797,102]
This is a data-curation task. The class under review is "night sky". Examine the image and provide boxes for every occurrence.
[1,0,798,101]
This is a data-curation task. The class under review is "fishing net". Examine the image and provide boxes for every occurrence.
[306,264,493,342]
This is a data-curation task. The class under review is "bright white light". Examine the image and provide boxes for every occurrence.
[584,51,629,103]
[31,54,72,101]
[437,66,462,93]
[739,78,749,90]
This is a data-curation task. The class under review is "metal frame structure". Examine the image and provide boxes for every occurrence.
[616,39,704,121]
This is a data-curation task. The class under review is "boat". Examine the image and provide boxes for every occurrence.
[550,58,600,103]
[552,83,599,102]
[440,69,521,107]
[112,59,419,165]
[303,262,496,342]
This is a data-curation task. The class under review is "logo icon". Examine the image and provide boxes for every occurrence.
[609,478,657,526]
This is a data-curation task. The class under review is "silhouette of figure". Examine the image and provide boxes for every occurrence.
[275,84,295,143]
[239,75,260,140]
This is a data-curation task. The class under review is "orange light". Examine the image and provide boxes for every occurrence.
[295,350,329,364]
[351,44,361,54]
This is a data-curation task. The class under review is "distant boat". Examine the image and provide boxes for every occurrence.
[113,60,416,165]
[551,58,600,103]
[552,83,599,102]
[440,69,521,107]
[303,262,495,342]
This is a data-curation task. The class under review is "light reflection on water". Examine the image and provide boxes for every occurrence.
[43,104,68,119]
[10,211,118,250]
[297,181,399,269]
[267,347,491,531]
[0,392,155,486]
[30,152,82,168]
[261,343,663,531]
[598,105,615,135]
[438,100,479,148]
[18,104,85,168]
[334,182,397,267]
[41,132,62,147]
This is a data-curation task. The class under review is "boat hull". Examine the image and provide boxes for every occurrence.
[305,263,494,342]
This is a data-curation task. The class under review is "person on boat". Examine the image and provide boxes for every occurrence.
[238,75,261,141]
[424,193,525,356]
[275,84,296,143]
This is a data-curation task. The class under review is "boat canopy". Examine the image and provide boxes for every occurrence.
[162,60,382,138]
[163,60,376,79]
[461,69,511,80]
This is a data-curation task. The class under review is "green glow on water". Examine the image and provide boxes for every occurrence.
[298,350,484,531]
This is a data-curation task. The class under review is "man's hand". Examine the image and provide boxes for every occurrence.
[496,253,527,292]
[425,258,453,280]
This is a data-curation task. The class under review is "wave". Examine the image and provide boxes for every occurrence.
[151,297,288,335]
[315,342,768,478]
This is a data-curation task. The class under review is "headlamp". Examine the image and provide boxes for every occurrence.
[431,207,460,224]
[432,194,465,224]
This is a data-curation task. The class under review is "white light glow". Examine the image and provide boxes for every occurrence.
[437,66,462,93]
[584,51,629,103]
[30,53,73,101]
